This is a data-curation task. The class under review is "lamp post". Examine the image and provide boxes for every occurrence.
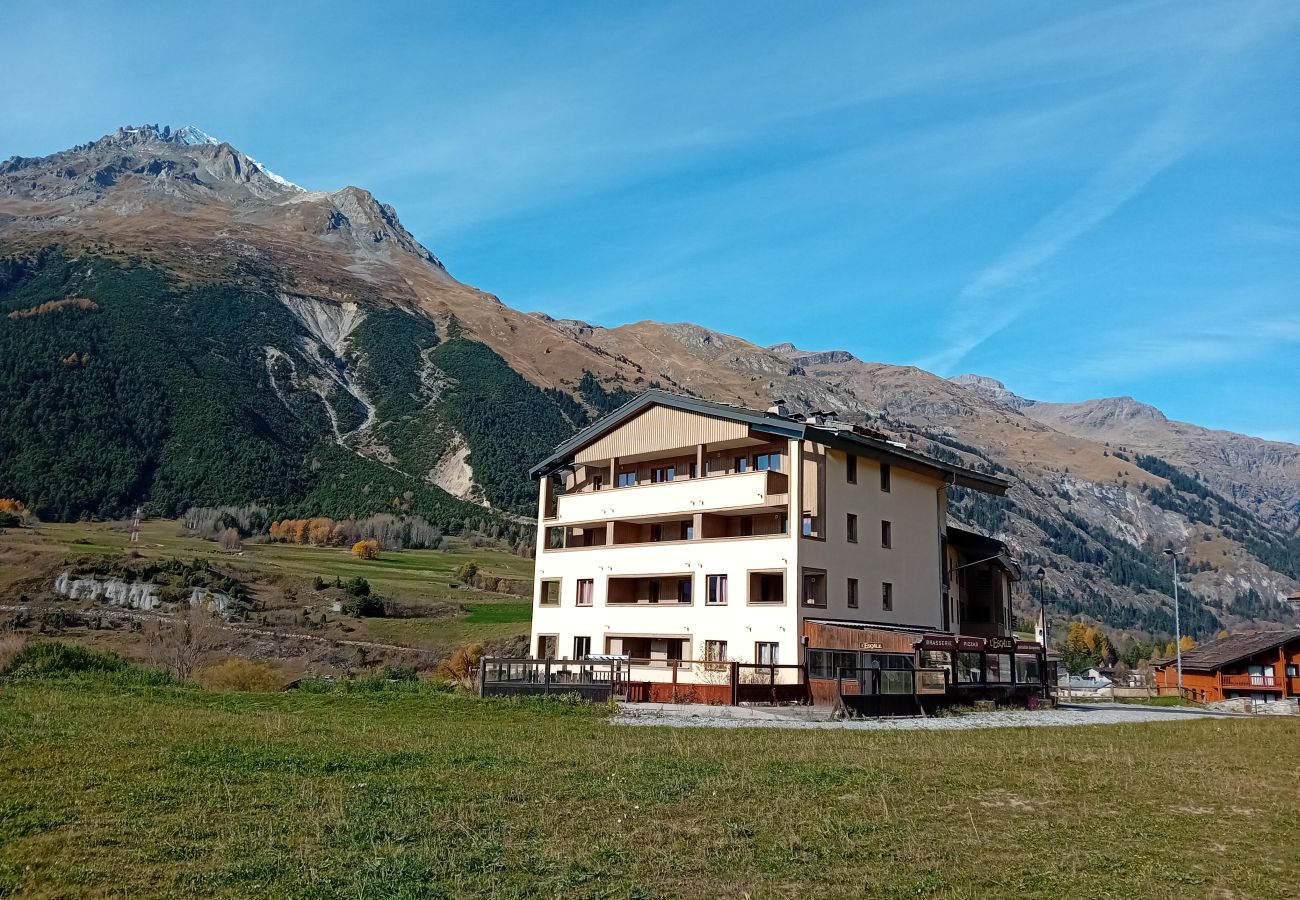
[1163,546,1183,697]
[1034,567,1047,646]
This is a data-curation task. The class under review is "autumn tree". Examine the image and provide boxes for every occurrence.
[351,539,381,560]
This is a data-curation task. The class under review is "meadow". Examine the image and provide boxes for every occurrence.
[0,519,535,658]
[1,669,1298,899]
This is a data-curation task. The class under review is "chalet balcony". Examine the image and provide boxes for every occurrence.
[1220,673,1284,691]
[552,469,789,524]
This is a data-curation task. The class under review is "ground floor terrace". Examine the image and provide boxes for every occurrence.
[488,622,1050,714]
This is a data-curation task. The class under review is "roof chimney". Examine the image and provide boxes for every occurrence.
[766,400,789,418]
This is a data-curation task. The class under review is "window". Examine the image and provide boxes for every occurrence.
[592,475,603,491]
[756,642,779,667]
[651,465,675,483]
[684,520,695,541]
[540,580,560,606]
[734,456,750,473]
[703,639,728,664]
[687,462,698,478]
[573,636,592,659]
[1289,665,1299,678]
[802,569,826,607]
[847,577,858,609]
[847,454,857,484]
[650,523,663,542]
[846,513,858,543]
[755,451,781,472]
[740,515,754,537]
[706,574,728,605]
[576,579,594,607]
[617,470,637,487]
[881,581,893,611]
[881,520,892,549]
[537,635,558,659]
[985,654,1013,684]
[648,581,661,604]
[750,571,784,604]
[808,649,858,679]
[802,514,814,537]
[1015,654,1040,684]
[880,464,891,492]
[677,577,693,604]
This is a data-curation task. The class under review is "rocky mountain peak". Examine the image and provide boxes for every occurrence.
[949,373,1036,411]
[769,342,858,367]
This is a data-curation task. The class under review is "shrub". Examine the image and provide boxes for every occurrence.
[2,640,129,677]
[0,631,27,672]
[455,561,479,583]
[438,643,483,690]
[344,594,386,617]
[195,658,285,692]
[351,539,381,560]
[343,576,371,597]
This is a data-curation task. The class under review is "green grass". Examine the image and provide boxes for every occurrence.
[463,602,532,624]
[1,675,1298,899]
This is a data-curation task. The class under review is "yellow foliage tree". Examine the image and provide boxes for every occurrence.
[351,539,380,560]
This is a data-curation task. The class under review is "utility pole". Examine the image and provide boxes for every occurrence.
[129,506,142,545]
[1163,547,1183,697]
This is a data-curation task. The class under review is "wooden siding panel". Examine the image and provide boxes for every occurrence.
[575,406,751,463]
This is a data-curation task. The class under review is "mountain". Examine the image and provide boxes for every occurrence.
[951,375,1300,530]
[3,125,1298,643]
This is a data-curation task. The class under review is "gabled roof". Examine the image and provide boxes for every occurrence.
[1155,628,1300,672]
[530,389,1010,494]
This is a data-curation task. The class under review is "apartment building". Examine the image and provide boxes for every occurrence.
[527,391,1033,703]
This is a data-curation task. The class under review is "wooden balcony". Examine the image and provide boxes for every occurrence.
[1220,674,1283,691]
[553,469,789,524]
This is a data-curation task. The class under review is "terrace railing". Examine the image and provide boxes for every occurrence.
[478,657,809,705]
[1221,673,1282,689]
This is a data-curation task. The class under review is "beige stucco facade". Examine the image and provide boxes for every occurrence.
[529,394,1012,671]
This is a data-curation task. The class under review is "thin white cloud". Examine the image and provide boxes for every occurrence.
[920,2,1299,374]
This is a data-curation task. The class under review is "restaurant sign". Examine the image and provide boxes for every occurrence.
[858,642,884,650]
[986,636,1016,652]
[1014,640,1044,652]
[918,634,991,652]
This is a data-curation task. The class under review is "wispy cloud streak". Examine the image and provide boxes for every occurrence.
[920,3,1295,374]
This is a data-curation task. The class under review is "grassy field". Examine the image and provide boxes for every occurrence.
[1,674,1298,899]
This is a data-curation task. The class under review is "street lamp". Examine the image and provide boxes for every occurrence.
[1034,567,1047,646]
[1163,546,1184,697]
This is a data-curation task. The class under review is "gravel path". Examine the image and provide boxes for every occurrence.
[614,702,1237,731]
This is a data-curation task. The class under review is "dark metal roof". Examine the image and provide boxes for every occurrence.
[947,525,1020,580]
[530,389,1010,495]
[1155,628,1300,672]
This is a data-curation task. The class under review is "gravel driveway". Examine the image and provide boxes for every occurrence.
[614,702,1239,731]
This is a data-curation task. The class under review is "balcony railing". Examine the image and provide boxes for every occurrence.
[553,469,788,523]
[1221,673,1283,689]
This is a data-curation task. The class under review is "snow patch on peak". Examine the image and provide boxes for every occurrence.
[172,124,303,191]
[173,125,220,146]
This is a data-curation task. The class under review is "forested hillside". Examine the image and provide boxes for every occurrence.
[0,250,576,540]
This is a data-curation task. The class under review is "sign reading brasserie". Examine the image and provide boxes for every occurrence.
[917,634,1043,654]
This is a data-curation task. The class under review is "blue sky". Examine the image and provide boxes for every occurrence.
[4,1,1298,441]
